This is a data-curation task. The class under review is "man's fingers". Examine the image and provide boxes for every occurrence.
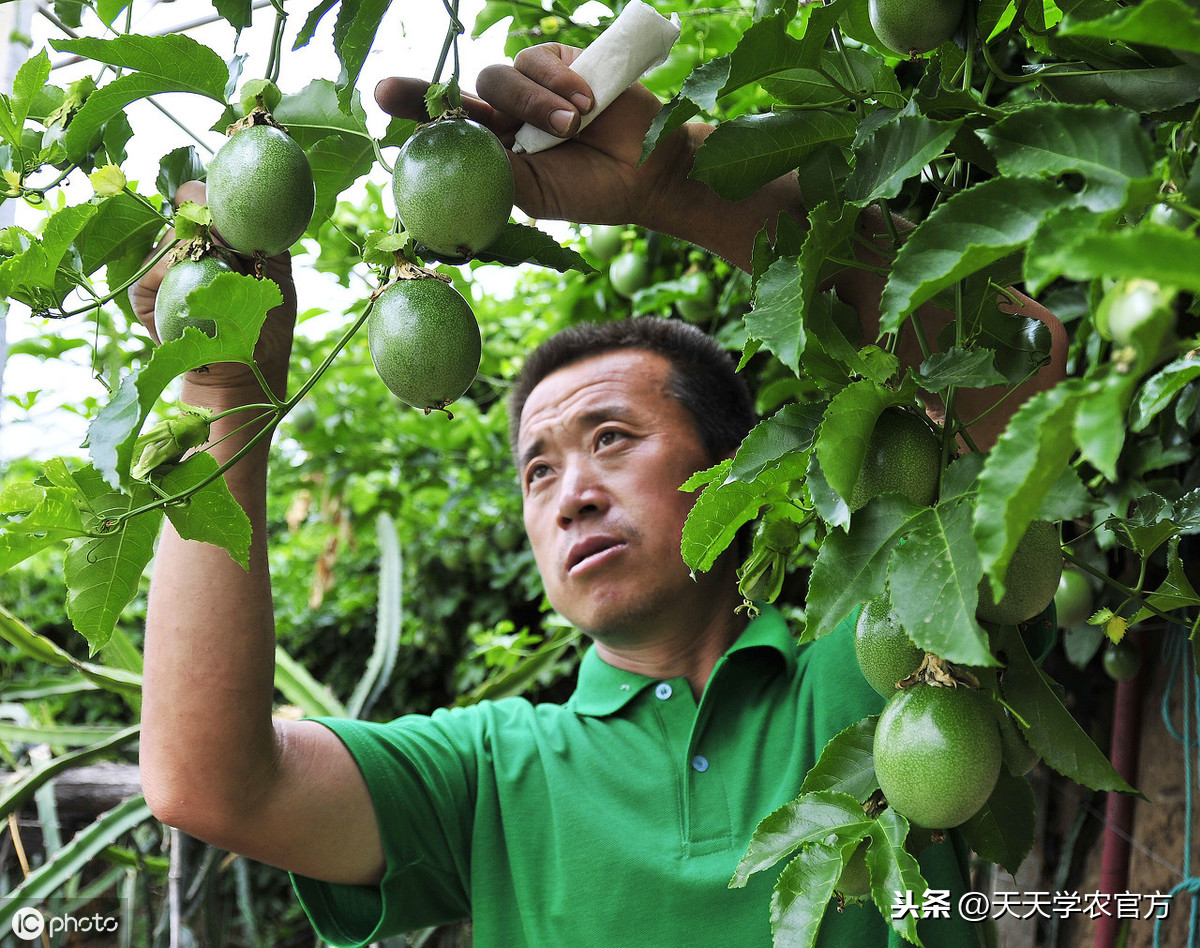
[373,76,518,137]
[175,179,207,208]
[477,45,593,140]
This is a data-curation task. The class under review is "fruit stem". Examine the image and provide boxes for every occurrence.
[265,4,287,84]
[431,0,465,86]
[55,238,179,319]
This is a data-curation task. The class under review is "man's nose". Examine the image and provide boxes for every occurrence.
[557,457,607,527]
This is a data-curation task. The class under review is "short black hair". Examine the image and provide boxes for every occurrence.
[507,316,756,465]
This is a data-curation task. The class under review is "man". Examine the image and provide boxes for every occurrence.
[134,44,1065,947]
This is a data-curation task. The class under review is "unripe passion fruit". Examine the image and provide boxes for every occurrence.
[854,595,925,698]
[869,0,965,57]
[1054,569,1095,628]
[976,520,1063,625]
[609,251,652,298]
[586,224,625,261]
[207,124,315,257]
[392,118,514,258]
[848,408,941,511]
[154,255,234,341]
[873,683,1002,829]
[367,277,482,412]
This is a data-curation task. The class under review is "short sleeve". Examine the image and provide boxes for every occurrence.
[290,710,483,947]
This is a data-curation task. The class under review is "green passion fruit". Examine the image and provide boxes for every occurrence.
[154,255,234,341]
[609,250,652,299]
[869,0,965,57]
[367,277,482,412]
[854,595,925,698]
[873,683,1002,829]
[976,520,1063,625]
[207,124,315,257]
[392,118,514,258]
[848,408,941,511]
[1054,569,1095,629]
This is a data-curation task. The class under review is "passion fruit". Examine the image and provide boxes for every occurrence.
[869,0,965,57]
[392,118,514,258]
[367,277,482,412]
[977,520,1063,625]
[154,255,234,341]
[854,595,925,698]
[206,124,315,257]
[848,408,941,511]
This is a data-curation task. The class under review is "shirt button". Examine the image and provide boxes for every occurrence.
[655,683,673,700]
[692,755,709,773]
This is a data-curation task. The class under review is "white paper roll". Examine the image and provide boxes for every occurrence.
[513,0,681,155]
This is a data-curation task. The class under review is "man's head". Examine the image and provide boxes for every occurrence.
[510,318,756,644]
[507,317,756,468]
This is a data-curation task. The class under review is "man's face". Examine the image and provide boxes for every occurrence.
[517,349,728,642]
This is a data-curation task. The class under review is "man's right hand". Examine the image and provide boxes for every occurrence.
[130,180,299,401]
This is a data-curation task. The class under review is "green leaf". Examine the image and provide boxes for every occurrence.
[332,0,391,111]
[770,842,843,948]
[294,0,340,50]
[979,103,1155,211]
[466,222,593,273]
[274,644,347,717]
[1073,369,1139,481]
[845,109,961,207]
[866,808,926,945]
[730,402,823,483]
[49,34,229,160]
[681,450,807,572]
[813,379,900,503]
[730,790,872,888]
[918,347,1008,392]
[346,511,403,718]
[87,272,282,490]
[0,604,142,697]
[1058,0,1200,55]
[996,624,1138,794]
[155,146,205,203]
[305,133,376,228]
[800,716,879,801]
[1026,225,1200,294]
[887,501,996,666]
[805,495,919,643]
[274,78,372,146]
[691,110,856,202]
[879,176,1076,331]
[1130,537,1200,622]
[158,454,253,571]
[959,767,1036,875]
[12,49,52,128]
[973,384,1079,596]
[60,466,163,652]
[1131,357,1200,431]
[1031,62,1200,113]
[73,191,166,279]
[213,0,254,32]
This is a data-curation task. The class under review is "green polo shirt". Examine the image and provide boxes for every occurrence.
[291,609,979,947]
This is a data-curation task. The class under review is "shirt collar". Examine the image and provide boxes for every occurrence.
[566,606,797,718]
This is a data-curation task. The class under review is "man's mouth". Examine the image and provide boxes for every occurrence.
[566,535,627,575]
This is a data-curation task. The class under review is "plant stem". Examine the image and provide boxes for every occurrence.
[265,6,287,83]
[1062,551,1194,631]
[56,239,179,319]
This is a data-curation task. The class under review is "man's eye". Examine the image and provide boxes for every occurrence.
[597,430,622,447]
[527,463,550,484]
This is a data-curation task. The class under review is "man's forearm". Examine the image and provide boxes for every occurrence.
[139,377,283,832]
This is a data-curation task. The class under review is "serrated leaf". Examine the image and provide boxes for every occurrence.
[1031,62,1200,114]
[332,0,390,111]
[1073,369,1139,481]
[846,109,961,207]
[919,347,1008,393]
[49,35,229,160]
[274,79,371,146]
[979,104,1155,212]
[959,767,1036,875]
[61,467,163,652]
[681,451,807,572]
[770,842,842,948]
[294,0,340,50]
[213,0,253,31]
[1129,537,1200,622]
[1058,0,1200,55]
[973,383,1080,597]
[996,624,1138,794]
[879,176,1077,332]
[1131,357,1200,431]
[887,501,995,666]
[155,146,205,203]
[813,379,902,503]
[730,402,823,483]
[12,49,51,129]
[805,495,921,643]
[305,133,375,228]
[866,808,926,945]
[158,454,252,570]
[87,273,282,490]
[800,716,879,801]
[730,790,872,888]
[72,191,167,279]
[692,110,856,202]
[1026,225,1200,294]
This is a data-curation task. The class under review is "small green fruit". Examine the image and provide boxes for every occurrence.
[977,520,1063,625]
[869,0,965,56]
[368,277,482,412]
[609,251,652,298]
[586,224,624,261]
[207,124,315,257]
[392,118,514,258]
[854,595,925,698]
[676,272,717,323]
[848,408,941,511]
[1103,639,1142,681]
[154,255,234,341]
[1054,569,1094,629]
